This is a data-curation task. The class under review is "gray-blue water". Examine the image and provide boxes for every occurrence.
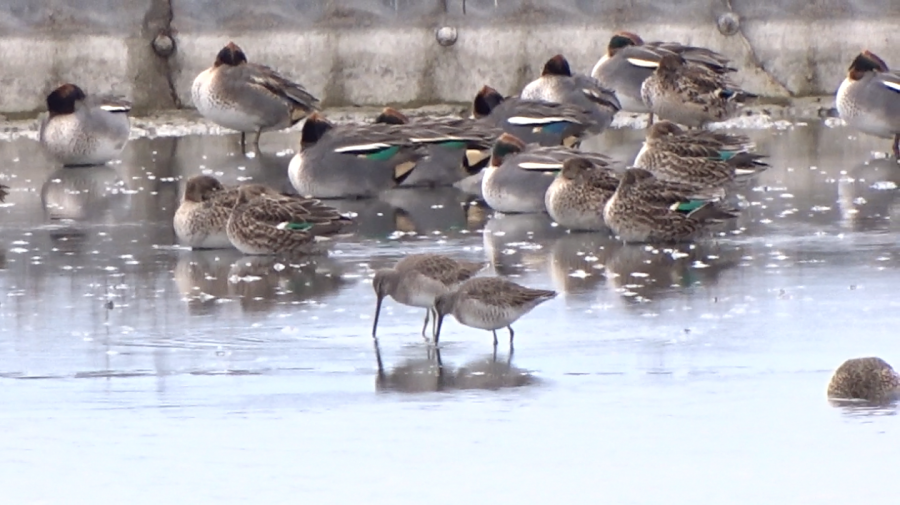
[1,121,899,504]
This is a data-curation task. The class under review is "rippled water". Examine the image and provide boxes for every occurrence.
[1,121,899,504]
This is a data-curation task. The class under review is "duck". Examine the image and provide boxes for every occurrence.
[591,31,735,115]
[482,133,615,214]
[373,107,502,187]
[520,54,621,134]
[636,120,755,160]
[226,184,353,256]
[192,41,319,151]
[288,113,425,199]
[603,167,738,243]
[545,157,621,231]
[641,54,755,127]
[473,85,595,147]
[174,175,286,249]
[836,50,900,158]
[634,136,768,189]
[38,83,131,166]
[827,356,900,403]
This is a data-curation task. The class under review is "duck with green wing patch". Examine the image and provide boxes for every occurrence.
[288,113,425,199]
[482,133,615,214]
[226,184,353,256]
[603,168,738,243]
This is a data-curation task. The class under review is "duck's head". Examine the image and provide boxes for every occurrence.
[619,167,655,189]
[656,53,687,73]
[374,107,409,125]
[300,113,334,149]
[490,133,526,167]
[473,85,505,118]
[647,120,684,139]
[183,175,225,203]
[608,32,644,56]
[848,50,889,80]
[542,54,572,77]
[46,83,86,117]
[215,41,248,67]
[560,157,594,182]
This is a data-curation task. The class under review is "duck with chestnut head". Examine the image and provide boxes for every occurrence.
[39,83,131,166]
[836,51,900,158]
[192,41,319,151]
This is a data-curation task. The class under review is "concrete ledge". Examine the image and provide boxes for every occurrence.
[0,0,895,115]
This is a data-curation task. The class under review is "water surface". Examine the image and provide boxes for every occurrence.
[1,121,899,504]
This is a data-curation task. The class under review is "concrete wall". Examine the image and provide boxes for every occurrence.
[0,0,895,115]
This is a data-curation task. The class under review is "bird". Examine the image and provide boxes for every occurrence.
[591,31,735,116]
[641,54,755,128]
[634,122,768,189]
[174,175,288,249]
[371,254,485,339]
[39,83,131,166]
[433,276,557,351]
[192,41,319,151]
[226,184,353,256]
[545,157,622,231]
[636,120,755,160]
[472,85,595,147]
[836,50,900,158]
[288,113,425,199]
[603,167,739,243]
[827,356,900,403]
[0,184,8,203]
[482,133,614,214]
[372,107,502,187]
[520,54,621,134]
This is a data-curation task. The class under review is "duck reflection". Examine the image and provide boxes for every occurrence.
[546,231,621,294]
[174,252,353,316]
[605,243,741,307]
[40,165,130,221]
[837,157,900,232]
[373,339,537,393]
[483,212,567,276]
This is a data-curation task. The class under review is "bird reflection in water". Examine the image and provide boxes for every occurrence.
[40,165,130,222]
[372,338,537,393]
[837,157,900,232]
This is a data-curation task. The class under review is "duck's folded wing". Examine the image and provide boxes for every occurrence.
[246,63,320,110]
[90,95,132,112]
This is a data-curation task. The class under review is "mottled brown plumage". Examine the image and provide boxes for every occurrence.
[434,276,557,350]
[226,185,352,256]
[545,157,621,231]
[827,357,900,403]
[372,254,486,338]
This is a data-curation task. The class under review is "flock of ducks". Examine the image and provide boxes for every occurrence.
[16,33,900,403]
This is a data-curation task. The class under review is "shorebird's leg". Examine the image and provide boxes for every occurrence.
[420,309,431,340]
[240,132,247,152]
[252,129,262,149]
[508,326,515,352]
[492,346,498,363]
[492,330,498,348]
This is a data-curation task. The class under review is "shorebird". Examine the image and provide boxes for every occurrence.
[433,276,557,351]
[372,254,485,339]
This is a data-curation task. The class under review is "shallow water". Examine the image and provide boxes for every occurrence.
[1,121,899,504]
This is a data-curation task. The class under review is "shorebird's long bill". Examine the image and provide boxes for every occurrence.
[372,295,384,338]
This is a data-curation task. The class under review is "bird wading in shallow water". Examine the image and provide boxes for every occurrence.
[641,54,755,128]
[225,184,353,256]
[192,41,319,152]
[603,168,739,243]
[39,83,131,166]
[288,113,425,199]
[371,254,486,339]
[520,54,621,134]
[836,50,900,158]
[591,31,735,119]
[433,276,557,352]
